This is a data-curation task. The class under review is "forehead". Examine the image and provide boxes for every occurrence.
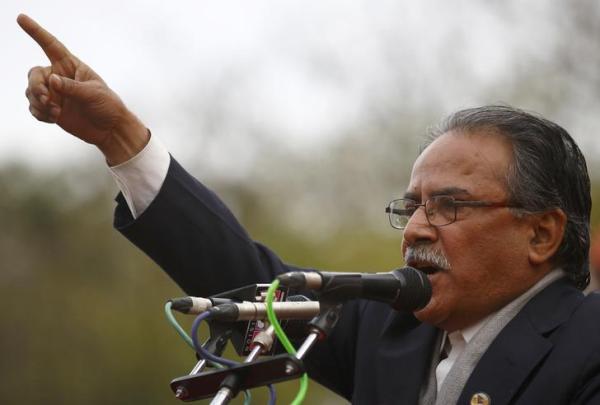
[407,130,513,199]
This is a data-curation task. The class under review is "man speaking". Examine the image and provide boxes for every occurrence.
[18,14,600,405]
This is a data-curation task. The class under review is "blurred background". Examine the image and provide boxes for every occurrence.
[3,0,600,403]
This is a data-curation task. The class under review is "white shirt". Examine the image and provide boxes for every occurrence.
[109,134,170,218]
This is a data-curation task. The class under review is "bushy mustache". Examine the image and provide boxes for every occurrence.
[404,244,451,271]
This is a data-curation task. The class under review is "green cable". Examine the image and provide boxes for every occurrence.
[266,279,309,405]
[164,302,253,405]
[165,301,195,350]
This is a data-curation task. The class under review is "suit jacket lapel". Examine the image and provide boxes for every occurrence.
[457,279,583,405]
[376,312,440,405]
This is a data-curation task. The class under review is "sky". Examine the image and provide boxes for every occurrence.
[4,0,597,174]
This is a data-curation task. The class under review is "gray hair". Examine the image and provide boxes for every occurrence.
[425,105,591,289]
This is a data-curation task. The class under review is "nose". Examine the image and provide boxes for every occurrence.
[402,206,438,247]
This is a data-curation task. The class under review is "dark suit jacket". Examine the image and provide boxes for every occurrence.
[114,158,600,404]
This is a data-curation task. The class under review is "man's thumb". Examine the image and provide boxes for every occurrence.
[49,74,86,99]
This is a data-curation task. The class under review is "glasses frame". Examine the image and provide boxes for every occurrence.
[385,195,521,230]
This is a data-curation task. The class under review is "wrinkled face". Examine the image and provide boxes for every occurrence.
[402,130,541,331]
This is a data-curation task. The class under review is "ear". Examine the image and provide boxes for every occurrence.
[528,208,567,265]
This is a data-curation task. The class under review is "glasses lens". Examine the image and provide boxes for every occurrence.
[427,196,456,226]
[387,199,414,229]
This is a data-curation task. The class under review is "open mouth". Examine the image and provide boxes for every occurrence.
[419,266,439,275]
[407,262,442,275]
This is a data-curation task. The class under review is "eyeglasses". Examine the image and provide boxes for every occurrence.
[385,195,520,229]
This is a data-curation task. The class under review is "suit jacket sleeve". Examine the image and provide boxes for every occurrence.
[113,156,305,295]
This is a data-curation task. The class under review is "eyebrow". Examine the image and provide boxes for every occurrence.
[403,187,472,200]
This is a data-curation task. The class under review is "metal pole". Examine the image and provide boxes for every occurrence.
[295,331,320,360]
[210,388,233,405]
[190,359,207,374]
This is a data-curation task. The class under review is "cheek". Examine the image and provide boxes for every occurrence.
[439,230,503,289]
[444,221,517,266]
[442,223,531,297]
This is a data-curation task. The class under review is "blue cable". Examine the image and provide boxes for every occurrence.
[267,384,276,405]
[191,310,239,367]
[191,310,277,404]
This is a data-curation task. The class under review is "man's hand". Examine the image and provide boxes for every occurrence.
[18,14,149,165]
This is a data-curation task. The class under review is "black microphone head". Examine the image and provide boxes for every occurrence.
[391,267,432,312]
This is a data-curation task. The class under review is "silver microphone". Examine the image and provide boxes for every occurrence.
[209,300,320,321]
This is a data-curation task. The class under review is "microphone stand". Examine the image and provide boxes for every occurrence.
[210,326,275,405]
[208,303,344,405]
[298,302,343,357]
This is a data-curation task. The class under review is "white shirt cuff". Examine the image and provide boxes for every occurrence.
[108,134,170,218]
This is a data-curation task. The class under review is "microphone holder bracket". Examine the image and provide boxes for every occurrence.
[170,353,305,402]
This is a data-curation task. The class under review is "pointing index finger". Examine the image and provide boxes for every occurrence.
[17,14,72,63]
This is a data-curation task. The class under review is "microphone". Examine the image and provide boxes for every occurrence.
[208,299,320,321]
[277,266,432,312]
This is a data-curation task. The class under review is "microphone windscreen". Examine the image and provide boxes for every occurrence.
[391,267,432,312]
